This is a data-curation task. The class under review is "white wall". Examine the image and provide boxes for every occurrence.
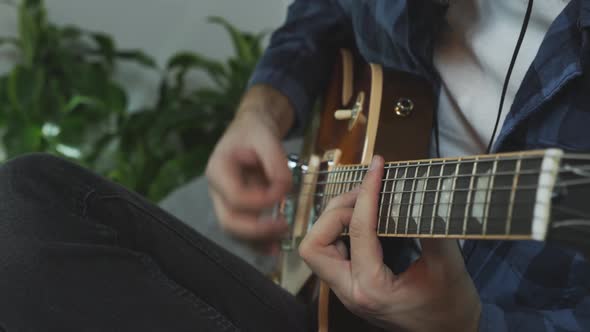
[0,0,291,109]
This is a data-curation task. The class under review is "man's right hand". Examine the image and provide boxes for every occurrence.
[205,85,295,253]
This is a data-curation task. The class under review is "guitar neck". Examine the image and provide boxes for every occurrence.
[315,149,563,241]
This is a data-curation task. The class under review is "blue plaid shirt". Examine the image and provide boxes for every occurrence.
[250,0,590,331]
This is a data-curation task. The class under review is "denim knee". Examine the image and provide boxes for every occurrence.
[0,153,71,180]
[0,153,105,241]
[0,153,91,216]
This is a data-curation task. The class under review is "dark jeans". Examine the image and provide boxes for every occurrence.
[0,154,310,332]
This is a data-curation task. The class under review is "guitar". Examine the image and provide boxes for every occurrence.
[273,49,590,332]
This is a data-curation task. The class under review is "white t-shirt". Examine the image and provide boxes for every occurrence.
[433,0,569,158]
[432,0,568,248]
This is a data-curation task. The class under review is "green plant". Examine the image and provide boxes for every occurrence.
[99,16,266,201]
[0,0,156,164]
[0,0,265,201]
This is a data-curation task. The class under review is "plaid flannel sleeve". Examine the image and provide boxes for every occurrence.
[477,245,590,331]
[248,0,353,136]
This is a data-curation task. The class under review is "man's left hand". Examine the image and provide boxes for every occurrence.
[299,155,481,332]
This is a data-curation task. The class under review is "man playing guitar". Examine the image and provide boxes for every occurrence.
[0,1,588,331]
[206,0,590,331]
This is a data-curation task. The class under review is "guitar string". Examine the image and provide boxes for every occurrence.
[296,177,590,198]
[317,200,542,207]
[298,184,556,197]
[305,154,546,175]
[312,168,546,186]
[304,163,586,177]
[297,166,587,188]
[303,152,590,177]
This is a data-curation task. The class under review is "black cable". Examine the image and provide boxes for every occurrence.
[433,101,441,158]
[486,0,534,153]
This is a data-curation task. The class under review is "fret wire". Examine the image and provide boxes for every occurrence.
[406,166,419,235]
[308,154,546,175]
[338,166,347,233]
[354,165,362,190]
[322,168,335,214]
[385,166,399,234]
[558,178,590,186]
[343,166,349,192]
[317,170,325,213]
[378,164,391,234]
[354,165,364,231]
[348,165,356,191]
[328,169,337,211]
[343,165,351,193]
[337,166,343,199]
[416,161,431,234]
[447,159,461,235]
[483,157,498,236]
[340,166,349,229]
[341,165,348,193]
[562,153,590,160]
[506,158,522,235]
[325,167,334,212]
[337,166,345,196]
[462,158,479,236]
[431,163,444,235]
[344,165,359,231]
[397,164,409,234]
[333,168,346,202]
[336,165,344,203]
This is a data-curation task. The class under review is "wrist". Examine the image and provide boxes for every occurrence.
[236,84,295,138]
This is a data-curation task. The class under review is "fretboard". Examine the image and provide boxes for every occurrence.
[314,149,563,240]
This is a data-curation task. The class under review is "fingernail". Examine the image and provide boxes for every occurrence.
[369,156,379,171]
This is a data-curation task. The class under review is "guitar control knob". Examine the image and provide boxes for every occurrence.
[334,109,353,120]
[333,92,366,130]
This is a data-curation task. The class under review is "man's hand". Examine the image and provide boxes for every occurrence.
[299,155,481,331]
[206,85,295,253]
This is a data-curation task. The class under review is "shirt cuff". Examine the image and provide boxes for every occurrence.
[248,68,311,138]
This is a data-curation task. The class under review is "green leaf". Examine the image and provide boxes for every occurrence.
[167,52,227,89]
[3,121,42,158]
[18,3,38,65]
[0,76,6,125]
[23,0,42,7]
[208,16,257,64]
[6,65,44,115]
[90,32,116,68]
[103,83,127,114]
[61,95,102,113]
[115,50,158,68]
[65,62,116,108]
[17,0,47,66]
[60,25,82,40]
